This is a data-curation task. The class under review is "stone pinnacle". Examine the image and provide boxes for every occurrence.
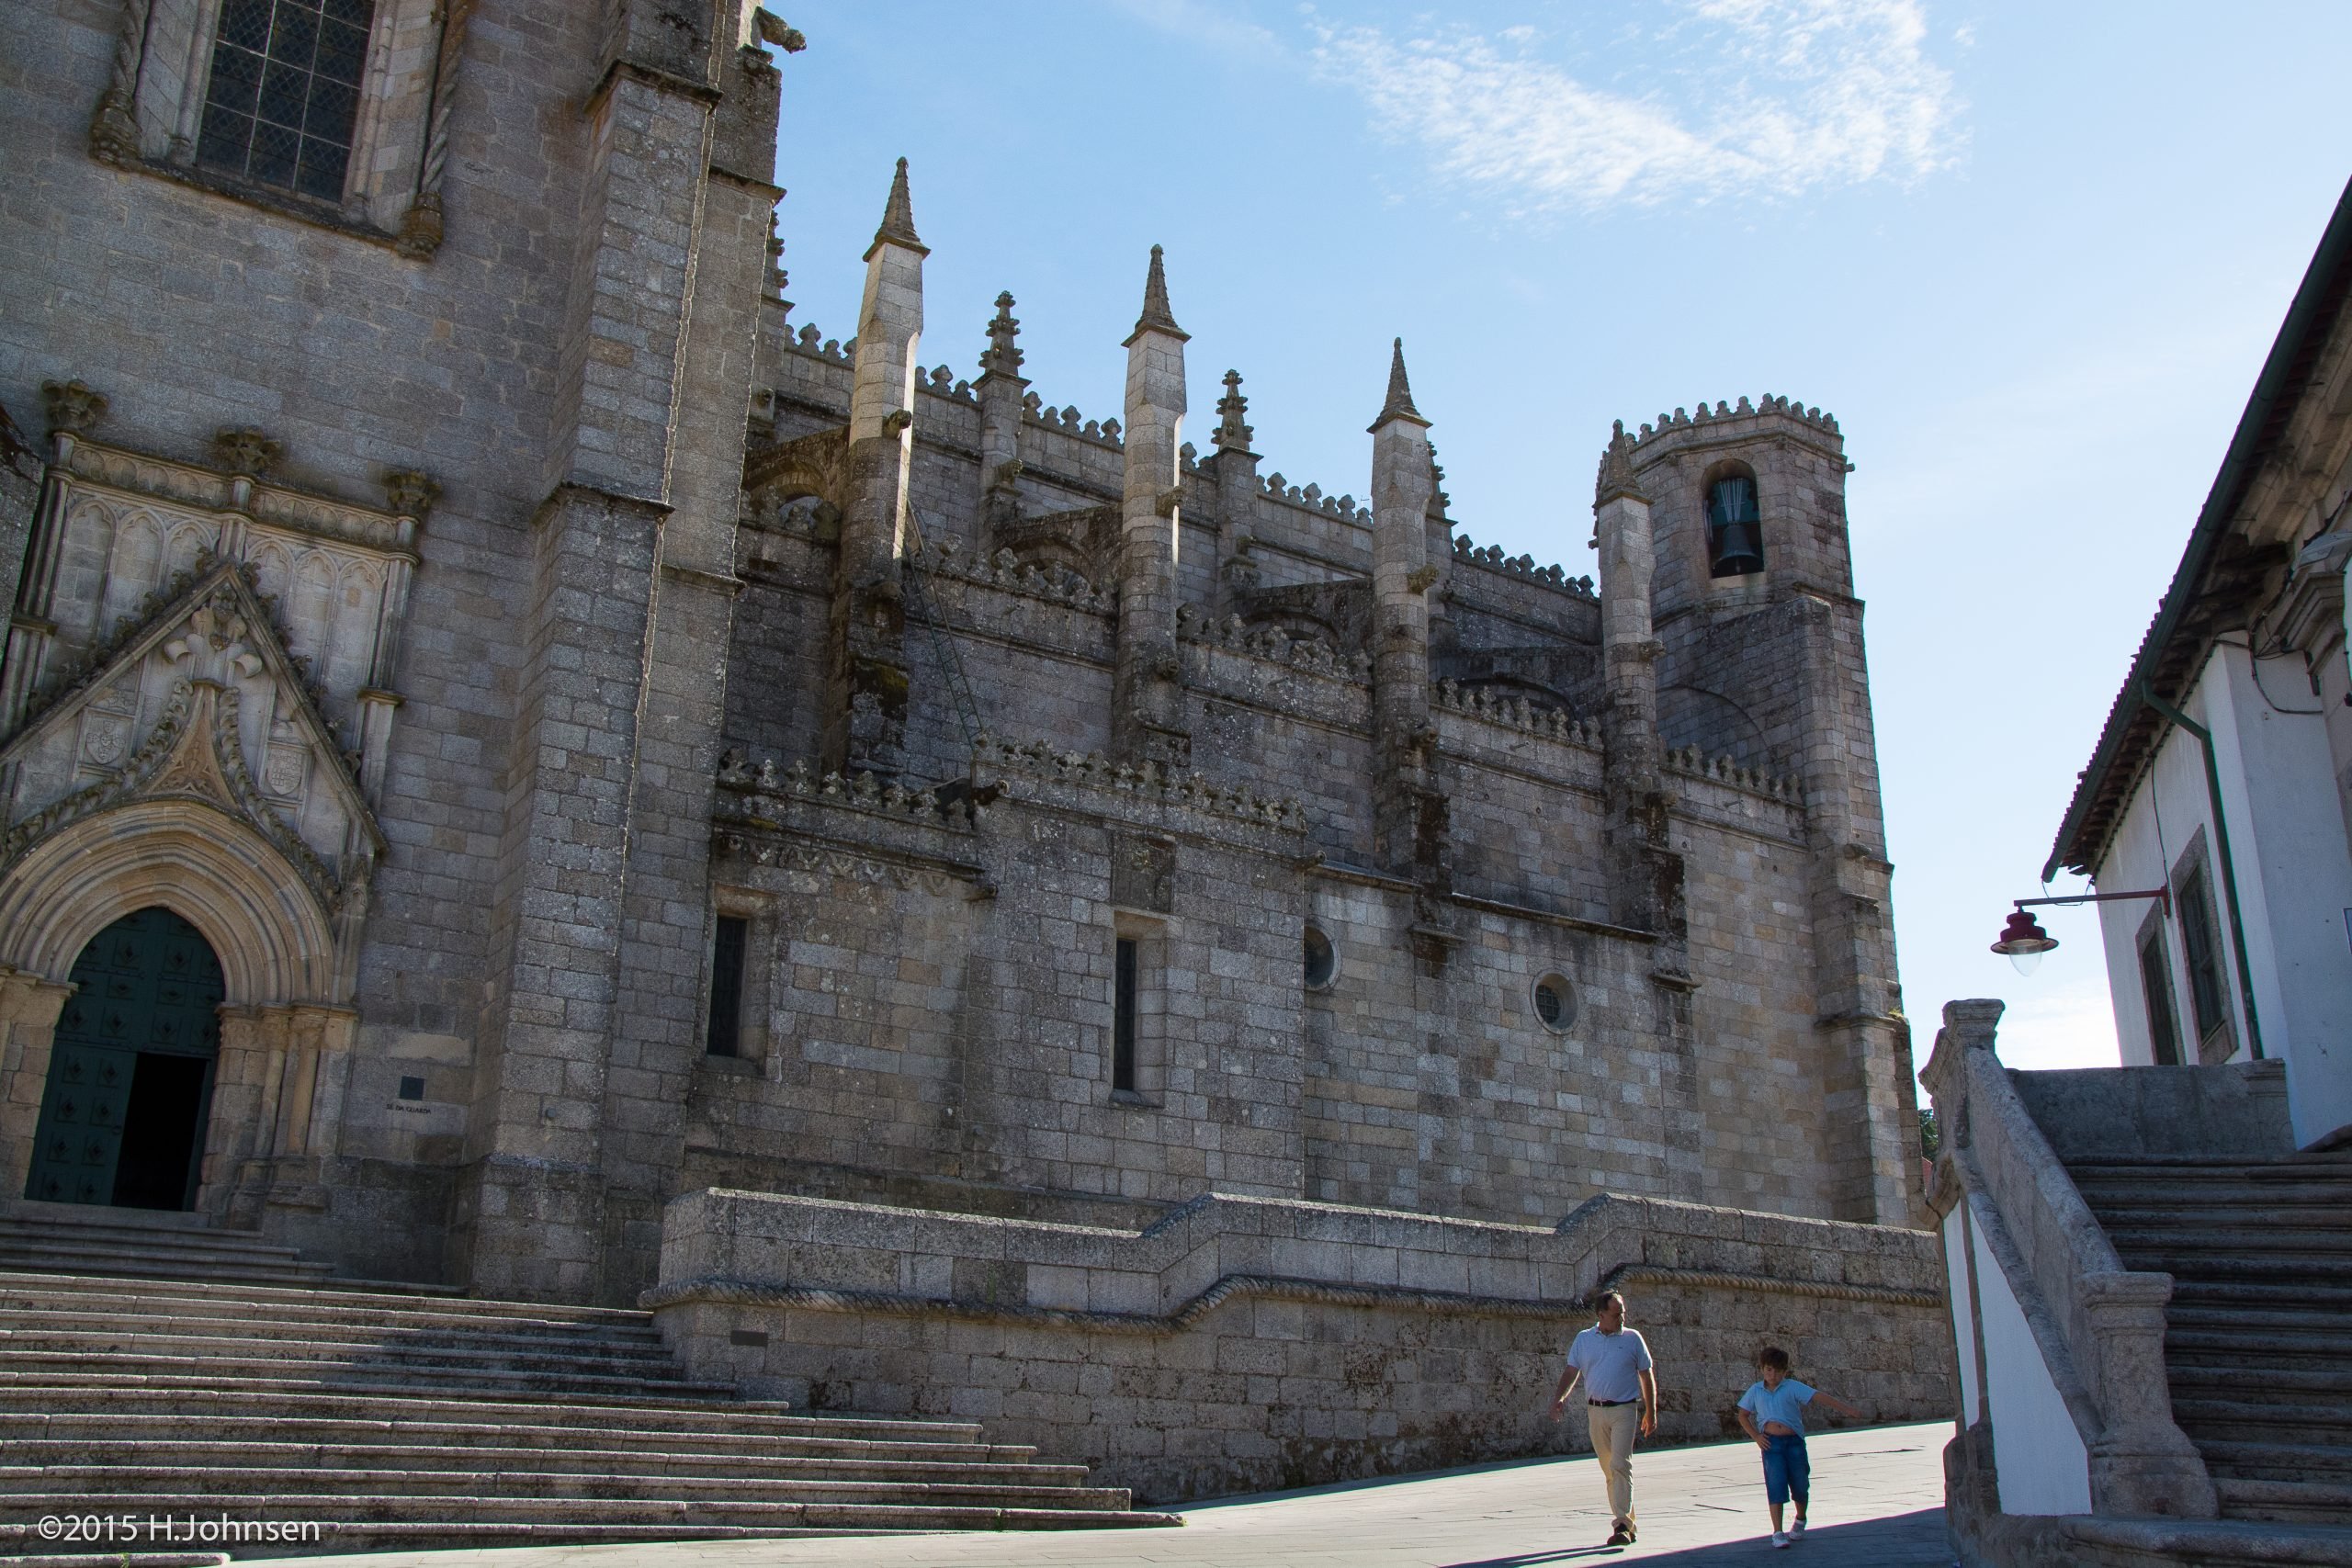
[1368,337,1430,432]
[868,156,927,256]
[1129,244,1188,342]
[1594,420,1646,506]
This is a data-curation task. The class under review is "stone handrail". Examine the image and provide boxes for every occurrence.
[1919,998,2216,1518]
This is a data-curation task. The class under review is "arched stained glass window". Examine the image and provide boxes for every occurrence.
[197,0,377,202]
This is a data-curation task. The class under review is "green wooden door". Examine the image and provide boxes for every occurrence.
[25,908,225,1209]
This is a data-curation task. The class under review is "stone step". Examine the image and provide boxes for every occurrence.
[0,1338,692,1391]
[0,1379,982,1442]
[0,1247,334,1282]
[0,1354,735,1401]
[2171,1398,2352,1444]
[2214,1475,2352,1525]
[0,1217,300,1255]
[2171,1365,2352,1408]
[2168,1304,2352,1334]
[0,1268,598,1319]
[2200,1440,2352,1484]
[2113,1235,2352,1262]
[2064,1156,2352,1175]
[2048,1515,2352,1568]
[0,1307,669,1359]
[0,1321,678,1373]
[0,1419,1039,1476]
[0,1495,1182,1536]
[0,1465,1136,1512]
[2169,1326,2352,1366]
[2087,1198,2352,1224]
[5,1438,1091,1485]
[2117,1253,2352,1287]
[0,1286,665,1343]
[2170,1279,2352,1312]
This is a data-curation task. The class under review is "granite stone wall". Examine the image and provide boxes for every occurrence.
[650,1186,1952,1504]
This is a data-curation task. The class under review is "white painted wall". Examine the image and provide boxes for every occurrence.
[1969,1211,2092,1516]
[2094,645,2352,1145]
[1943,1207,1980,1426]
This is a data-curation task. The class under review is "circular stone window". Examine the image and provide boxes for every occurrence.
[1532,972,1577,1033]
[1304,925,1338,991]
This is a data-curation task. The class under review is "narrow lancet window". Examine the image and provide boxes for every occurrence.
[1707,475,1764,577]
[198,0,377,201]
[706,916,748,1058]
[1113,937,1139,1092]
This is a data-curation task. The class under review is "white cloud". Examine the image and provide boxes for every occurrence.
[1312,1,1962,214]
[1105,0,1283,57]
[1973,978,2121,1076]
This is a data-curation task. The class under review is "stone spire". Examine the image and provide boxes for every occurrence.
[865,156,926,258]
[1114,244,1190,767]
[1126,244,1187,344]
[979,291,1023,380]
[1213,369,1253,453]
[975,290,1029,543]
[1594,421,1645,505]
[826,157,927,777]
[1369,338,1428,432]
[1368,339,1442,895]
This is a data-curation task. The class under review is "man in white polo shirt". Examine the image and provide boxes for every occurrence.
[1546,1290,1657,1546]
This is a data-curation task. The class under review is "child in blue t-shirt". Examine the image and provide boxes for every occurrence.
[1735,1346,1864,1549]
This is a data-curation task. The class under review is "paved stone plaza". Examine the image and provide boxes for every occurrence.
[269,1422,1954,1568]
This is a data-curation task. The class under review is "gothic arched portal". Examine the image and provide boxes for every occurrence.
[24,907,225,1211]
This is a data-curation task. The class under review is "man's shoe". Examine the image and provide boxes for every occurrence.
[1790,1517,1806,1539]
[1606,1525,1633,1546]
[1770,1531,1791,1549]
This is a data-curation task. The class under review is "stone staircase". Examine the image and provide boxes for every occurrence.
[2067,1151,2352,1531]
[0,1210,1178,1556]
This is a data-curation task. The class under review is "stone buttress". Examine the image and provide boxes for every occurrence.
[458,1,782,1301]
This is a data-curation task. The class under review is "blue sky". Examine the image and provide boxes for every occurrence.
[768,2,2352,1082]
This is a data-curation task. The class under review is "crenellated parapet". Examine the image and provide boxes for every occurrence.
[1450,533,1596,599]
[1433,679,1594,748]
[973,731,1309,851]
[1661,742,1801,804]
[1628,393,1842,451]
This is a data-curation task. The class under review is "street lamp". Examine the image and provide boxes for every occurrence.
[1991,910,2057,976]
[1990,887,2172,976]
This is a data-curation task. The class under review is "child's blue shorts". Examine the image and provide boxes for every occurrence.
[1761,1432,1810,1506]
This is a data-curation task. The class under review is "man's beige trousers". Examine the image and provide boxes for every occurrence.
[1587,1402,1639,1525]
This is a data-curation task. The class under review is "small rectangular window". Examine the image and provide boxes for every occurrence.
[1113,937,1138,1092]
[2137,922,2183,1067]
[707,915,748,1058]
[2177,861,2231,1050]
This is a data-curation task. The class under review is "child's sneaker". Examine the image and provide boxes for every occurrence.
[1770,1531,1791,1549]
[1790,1517,1807,1540]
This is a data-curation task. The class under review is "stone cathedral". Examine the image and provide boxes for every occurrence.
[0,6,1941,1484]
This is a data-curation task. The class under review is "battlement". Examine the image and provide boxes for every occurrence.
[1663,742,1802,804]
[973,731,1310,842]
[1450,532,1596,600]
[717,752,977,828]
[1433,678,1596,747]
[1629,394,1843,455]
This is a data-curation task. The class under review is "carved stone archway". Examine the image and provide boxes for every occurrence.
[0,798,353,1219]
